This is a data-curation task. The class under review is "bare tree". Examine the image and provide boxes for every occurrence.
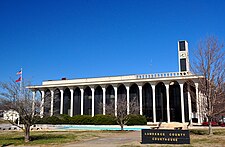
[0,79,41,142]
[105,96,139,131]
[192,36,225,135]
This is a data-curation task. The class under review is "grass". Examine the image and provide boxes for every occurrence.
[185,128,225,147]
[0,128,225,146]
[0,119,10,124]
[189,128,225,146]
[121,128,225,147]
[0,130,117,146]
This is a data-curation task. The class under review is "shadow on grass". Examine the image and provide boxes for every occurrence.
[30,134,67,141]
[190,129,208,135]
[0,134,68,146]
[2,143,14,147]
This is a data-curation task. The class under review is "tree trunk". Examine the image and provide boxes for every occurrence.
[208,116,213,135]
[209,121,213,135]
[120,124,124,131]
[24,124,30,142]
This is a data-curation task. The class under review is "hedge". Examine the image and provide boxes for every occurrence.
[70,115,94,125]
[93,115,117,125]
[126,114,147,125]
[34,114,146,125]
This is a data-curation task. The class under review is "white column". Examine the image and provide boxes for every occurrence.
[199,89,203,124]
[114,86,118,116]
[152,85,156,123]
[180,83,185,123]
[165,84,170,123]
[32,91,36,116]
[188,87,192,123]
[40,90,45,118]
[91,87,95,117]
[195,83,200,124]
[102,87,106,115]
[50,90,54,116]
[80,88,84,115]
[126,86,130,115]
[138,85,143,115]
[70,88,74,117]
[60,89,64,114]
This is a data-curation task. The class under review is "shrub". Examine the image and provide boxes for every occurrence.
[202,122,208,126]
[35,114,147,125]
[93,115,117,125]
[220,123,225,127]
[34,115,70,124]
[202,121,218,126]
[35,115,94,125]
[126,114,147,125]
[70,115,94,125]
[57,114,71,124]
[34,116,46,124]
[34,116,61,124]
[45,116,61,124]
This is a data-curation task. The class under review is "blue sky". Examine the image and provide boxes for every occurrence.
[0,0,225,85]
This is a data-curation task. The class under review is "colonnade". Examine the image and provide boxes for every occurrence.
[33,80,200,123]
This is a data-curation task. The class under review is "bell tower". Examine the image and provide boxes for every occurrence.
[178,40,190,72]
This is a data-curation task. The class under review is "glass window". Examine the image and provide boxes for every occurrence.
[179,41,186,51]
[180,59,187,71]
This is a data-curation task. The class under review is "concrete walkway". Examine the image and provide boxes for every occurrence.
[64,131,142,147]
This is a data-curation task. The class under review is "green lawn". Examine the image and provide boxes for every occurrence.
[0,119,10,124]
[1,128,225,146]
[0,130,115,146]
[189,128,225,146]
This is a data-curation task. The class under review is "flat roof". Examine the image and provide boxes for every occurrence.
[27,71,203,90]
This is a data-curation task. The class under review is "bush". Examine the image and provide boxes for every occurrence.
[35,116,61,124]
[34,114,147,125]
[57,114,71,124]
[34,115,71,124]
[70,115,94,125]
[202,121,218,126]
[33,116,44,124]
[45,116,61,124]
[126,114,147,125]
[35,115,94,125]
[93,115,117,125]
[220,123,225,127]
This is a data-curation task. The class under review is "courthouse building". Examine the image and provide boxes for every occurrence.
[28,41,203,124]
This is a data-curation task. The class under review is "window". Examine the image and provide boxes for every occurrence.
[180,59,187,71]
[179,41,186,51]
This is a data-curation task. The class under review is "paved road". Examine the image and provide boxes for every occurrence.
[65,131,142,147]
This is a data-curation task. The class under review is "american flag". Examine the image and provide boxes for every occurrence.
[16,70,22,75]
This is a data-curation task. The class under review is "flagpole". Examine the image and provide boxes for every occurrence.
[19,68,22,127]
[20,68,22,92]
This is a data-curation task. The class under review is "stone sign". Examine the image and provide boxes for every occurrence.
[141,129,190,144]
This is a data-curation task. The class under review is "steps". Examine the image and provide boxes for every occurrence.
[161,122,189,129]
[147,122,189,130]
